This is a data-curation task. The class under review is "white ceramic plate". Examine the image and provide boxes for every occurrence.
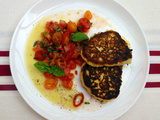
[10,0,149,119]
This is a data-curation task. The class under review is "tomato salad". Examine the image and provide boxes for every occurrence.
[33,10,92,98]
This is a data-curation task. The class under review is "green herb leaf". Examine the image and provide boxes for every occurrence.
[71,32,88,42]
[50,65,66,77]
[44,40,47,44]
[56,28,61,32]
[84,102,90,104]
[34,62,50,72]
[43,32,48,36]
[53,50,59,54]
[40,42,44,48]
[33,41,37,47]
[90,22,93,26]
[57,44,60,47]
[47,46,54,52]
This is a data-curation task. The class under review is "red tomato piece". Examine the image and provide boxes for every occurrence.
[77,18,91,32]
[55,58,66,69]
[34,50,46,61]
[44,72,55,79]
[59,75,71,81]
[75,56,84,66]
[33,41,43,52]
[59,20,67,29]
[62,30,70,46]
[62,80,73,90]
[44,78,58,90]
[67,73,75,79]
[63,67,71,76]
[67,60,76,70]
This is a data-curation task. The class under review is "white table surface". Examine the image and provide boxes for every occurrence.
[0,0,160,120]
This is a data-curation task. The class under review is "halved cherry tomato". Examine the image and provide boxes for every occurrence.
[73,93,84,107]
[59,20,67,30]
[67,21,77,33]
[52,32,62,45]
[62,79,73,90]
[84,10,92,20]
[44,78,58,90]
[34,50,46,61]
[77,18,91,32]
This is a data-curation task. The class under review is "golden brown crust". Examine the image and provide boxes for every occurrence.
[80,63,122,103]
[81,30,132,67]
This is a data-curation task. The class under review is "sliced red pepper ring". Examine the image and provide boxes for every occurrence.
[73,93,84,107]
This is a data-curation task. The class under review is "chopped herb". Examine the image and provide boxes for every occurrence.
[33,41,37,47]
[44,40,47,44]
[43,32,48,36]
[41,51,48,56]
[56,28,61,32]
[57,44,60,47]
[47,46,54,52]
[84,102,90,104]
[90,22,93,26]
[53,50,59,54]
[40,42,44,48]
[78,26,83,28]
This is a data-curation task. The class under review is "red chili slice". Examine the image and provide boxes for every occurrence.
[73,93,84,107]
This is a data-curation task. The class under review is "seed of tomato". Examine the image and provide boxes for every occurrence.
[44,78,58,90]
[67,21,77,33]
[84,10,92,20]
[34,50,46,61]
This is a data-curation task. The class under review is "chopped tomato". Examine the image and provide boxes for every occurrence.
[67,21,77,33]
[41,32,51,41]
[59,20,67,29]
[59,75,71,81]
[52,32,62,45]
[33,41,43,52]
[62,30,70,46]
[62,80,73,90]
[63,67,70,76]
[67,73,75,79]
[46,21,56,34]
[55,58,66,69]
[44,78,58,90]
[71,50,79,59]
[75,70,78,75]
[44,72,55,79]
[77,18,91,32]
[67,60,76,70]
[75,56,84,66]
[73,93,84,107]
[34,50,46,61]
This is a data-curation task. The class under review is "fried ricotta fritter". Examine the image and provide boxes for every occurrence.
[80,63,122,103]
[81,30,132,67]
